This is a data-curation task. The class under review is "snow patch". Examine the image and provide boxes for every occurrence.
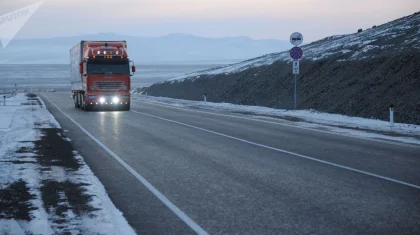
[0,93,136,235]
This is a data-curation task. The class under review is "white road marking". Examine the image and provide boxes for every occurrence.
[135,99,420,149]
[42,95,209,235]
[130,109,420,190]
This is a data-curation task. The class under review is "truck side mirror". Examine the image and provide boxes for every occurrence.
[79,62,83,74]
[129,61,136,76]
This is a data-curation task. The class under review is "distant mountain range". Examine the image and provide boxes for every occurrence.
[0,33,289,64]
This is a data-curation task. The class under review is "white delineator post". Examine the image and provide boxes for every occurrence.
[3,95,5,106]
[203,94,207,104]
[390,104,394,127]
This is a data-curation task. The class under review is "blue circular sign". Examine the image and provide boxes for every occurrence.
[290,47,304,60]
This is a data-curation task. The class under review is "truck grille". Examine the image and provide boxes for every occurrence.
[94,81,123,90]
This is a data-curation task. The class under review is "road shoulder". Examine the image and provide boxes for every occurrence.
[0,93,135,235]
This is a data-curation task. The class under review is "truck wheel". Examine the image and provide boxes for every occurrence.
[75,94,80,108]
[123,103,130,111]
[119,104,128,111]
[80,95,85,110]
[78,94,82,108]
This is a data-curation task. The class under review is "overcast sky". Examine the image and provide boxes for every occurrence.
[1,0,419,42]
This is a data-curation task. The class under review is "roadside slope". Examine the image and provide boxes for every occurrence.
[146,12,420,124]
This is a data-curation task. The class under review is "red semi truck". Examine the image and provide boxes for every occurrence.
[70,41,136,111]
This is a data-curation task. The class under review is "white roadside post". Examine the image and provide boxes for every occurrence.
[3,95,6,106]
[203,94,207,104]
[390,104,394,127]
[289,32,304,110]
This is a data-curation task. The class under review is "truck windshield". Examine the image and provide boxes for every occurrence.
[87,64,130,75]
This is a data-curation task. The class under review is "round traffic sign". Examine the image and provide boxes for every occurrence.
[290,46,303,60]
[290,32,303,46]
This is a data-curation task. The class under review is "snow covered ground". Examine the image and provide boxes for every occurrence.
[0,93,135,235]
[134,94,420,145]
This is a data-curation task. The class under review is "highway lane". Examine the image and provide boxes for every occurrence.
[131,100,420,186]
[41,92,420,234]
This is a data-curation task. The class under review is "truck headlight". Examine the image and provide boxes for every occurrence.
[99,97,105,103]
[112,97,119,103]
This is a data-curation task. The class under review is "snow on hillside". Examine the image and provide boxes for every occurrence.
[165,12,420,83]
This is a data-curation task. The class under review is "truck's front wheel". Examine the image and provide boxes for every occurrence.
[84,104,92,111]
[80,95,87,111]
[121,103,130,111]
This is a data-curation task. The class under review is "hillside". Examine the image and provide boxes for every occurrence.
[146,12,420,125]
[0,33,289,64]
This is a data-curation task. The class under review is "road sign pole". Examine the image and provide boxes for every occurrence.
[289,32,303,110]
[294,74,297,110]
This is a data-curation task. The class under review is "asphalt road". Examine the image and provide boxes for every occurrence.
[40,92,420,235]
